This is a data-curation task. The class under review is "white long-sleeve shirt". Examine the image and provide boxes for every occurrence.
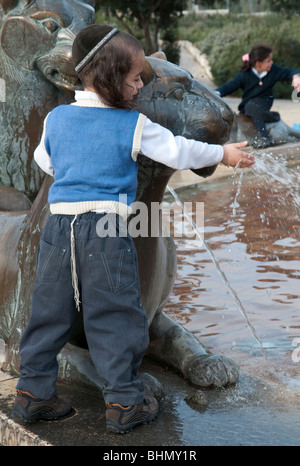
[34,90,224,177]
[34,90,224,218]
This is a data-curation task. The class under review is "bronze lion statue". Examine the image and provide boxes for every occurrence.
[0,0,239,390]
[230,113,300,146]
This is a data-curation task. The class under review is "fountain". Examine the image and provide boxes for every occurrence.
[0,0,299,404]
[0,5,300,446]
[165,145,300,388]
[0,0,242,391]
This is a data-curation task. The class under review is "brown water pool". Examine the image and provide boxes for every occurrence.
[164,151,300,388]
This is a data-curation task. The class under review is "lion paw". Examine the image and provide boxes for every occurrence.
[182,353,239,388]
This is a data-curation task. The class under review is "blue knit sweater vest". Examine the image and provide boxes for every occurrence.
[45,105,140,206]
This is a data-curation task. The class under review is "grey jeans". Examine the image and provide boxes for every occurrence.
[16,212,149,406]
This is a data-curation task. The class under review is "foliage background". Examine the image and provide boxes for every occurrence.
[177,13,300,98]
[94,0,186,59]
[94,1,300,99]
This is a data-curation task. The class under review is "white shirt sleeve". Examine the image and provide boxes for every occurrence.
[140,118,224,170]
[34,113,54,176]
[34,112,223,176]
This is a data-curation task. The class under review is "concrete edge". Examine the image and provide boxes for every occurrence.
[0,340,52,446]
[178,40,214,81]
[0,409,52,446]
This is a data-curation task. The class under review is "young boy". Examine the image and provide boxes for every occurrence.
[12,24,254,434]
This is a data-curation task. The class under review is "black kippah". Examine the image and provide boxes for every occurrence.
[73,24,119,73]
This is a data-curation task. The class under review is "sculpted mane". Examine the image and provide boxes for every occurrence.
[0,0,94,196]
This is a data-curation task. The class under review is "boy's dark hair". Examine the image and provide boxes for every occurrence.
[74,28,144,109]
[241,44,272,72]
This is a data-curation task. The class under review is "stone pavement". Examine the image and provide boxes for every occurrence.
[1,354,300,447]
[1,42,300,448]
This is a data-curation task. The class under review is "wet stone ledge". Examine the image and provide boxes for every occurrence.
[0,410,52,446]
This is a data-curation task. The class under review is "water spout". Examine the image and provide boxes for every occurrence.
[166,183,269,362]
[251,151,300,209]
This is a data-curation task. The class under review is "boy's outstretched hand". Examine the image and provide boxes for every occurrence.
[222,141,255,168]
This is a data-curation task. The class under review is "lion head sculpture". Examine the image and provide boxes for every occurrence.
[0,0,94,196]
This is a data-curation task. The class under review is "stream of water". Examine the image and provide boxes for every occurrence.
[164,149,300,389]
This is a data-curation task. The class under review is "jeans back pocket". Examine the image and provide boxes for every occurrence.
[36,239,67,282]
[88,247,136,293]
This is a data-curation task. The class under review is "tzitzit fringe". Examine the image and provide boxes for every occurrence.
[70,215,81,312]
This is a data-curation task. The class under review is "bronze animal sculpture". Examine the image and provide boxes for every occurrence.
[230,113,300,146]
[0,0,240,390]
[0,0,94,197]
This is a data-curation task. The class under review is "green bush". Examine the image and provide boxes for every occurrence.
[161,23,181,65]
[178,13,300,98]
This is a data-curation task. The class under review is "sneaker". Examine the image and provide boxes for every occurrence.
[106,394,158,434]
[12,390,73,424]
